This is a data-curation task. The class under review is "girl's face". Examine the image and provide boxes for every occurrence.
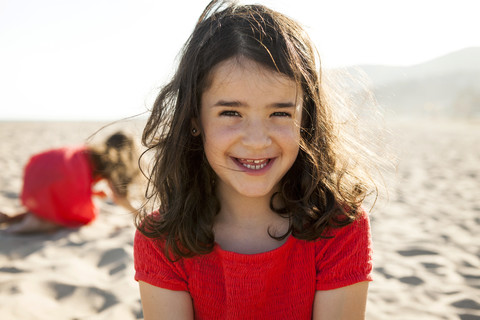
[199,57,302,200]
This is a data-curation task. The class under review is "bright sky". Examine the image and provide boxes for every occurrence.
[1,0,479,120]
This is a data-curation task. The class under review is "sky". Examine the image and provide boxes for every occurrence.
[1,0,479,121]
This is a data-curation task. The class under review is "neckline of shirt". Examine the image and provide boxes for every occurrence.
[213,234,296,261]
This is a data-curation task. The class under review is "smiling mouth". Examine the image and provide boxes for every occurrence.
[236,158,271,170]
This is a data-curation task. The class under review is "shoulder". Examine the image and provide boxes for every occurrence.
[326,209,370,241]
[26,145,89,168]
[134,227,170,267]
[66,145,90,160]
[134,229,164,256]
[316,209,371,254]
[32,145,87,158]
[25,145,92,179]
[314,210,373,290]
[134,229,190,291]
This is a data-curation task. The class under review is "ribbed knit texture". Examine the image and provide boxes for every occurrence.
[134,213,372,319]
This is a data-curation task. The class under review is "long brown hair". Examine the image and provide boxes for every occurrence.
[138,0,382,259]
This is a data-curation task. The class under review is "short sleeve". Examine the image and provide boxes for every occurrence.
[315,211,373,290]
[134,230,189,291]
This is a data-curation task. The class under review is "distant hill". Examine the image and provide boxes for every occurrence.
[339,47,480,118]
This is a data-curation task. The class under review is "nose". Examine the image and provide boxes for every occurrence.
[241,119,272,149]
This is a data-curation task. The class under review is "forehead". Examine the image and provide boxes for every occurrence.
[203,57,301,98]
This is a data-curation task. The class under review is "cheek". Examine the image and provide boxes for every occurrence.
[201,125,234,165]
[202,139,221,171]
[275,122,301,142]
[269,127,300,164]
[287,139,301,160]
[281,125,301,156]
[203,124,234,147]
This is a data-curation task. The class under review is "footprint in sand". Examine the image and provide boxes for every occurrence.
[398,276,424,286]
[453,299,480,310]
[459,314,480,320]
[397,249,438,257]
[453,299,480,320]
[0,266,24,274]
[48,282,119,313]
[50,282,76,299]
[97,247,129,267]
[97,247,130,276]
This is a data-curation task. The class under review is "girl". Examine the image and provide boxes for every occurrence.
[134,1,379,319]
[0,131,140,234]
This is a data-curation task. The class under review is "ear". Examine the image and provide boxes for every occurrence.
[191,118,200,136]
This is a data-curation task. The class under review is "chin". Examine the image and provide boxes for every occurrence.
[237,187,275,199]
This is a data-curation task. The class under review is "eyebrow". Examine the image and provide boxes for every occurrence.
[213,100,296,108]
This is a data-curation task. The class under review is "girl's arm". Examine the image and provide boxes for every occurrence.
[106,180,138,214]
[312,281,369,320]
[139,281,194,320]
[111,193,138,214]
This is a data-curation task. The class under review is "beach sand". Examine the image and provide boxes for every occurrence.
[0,119,479,319]
[0,121,145,319]
[367,118,480,320]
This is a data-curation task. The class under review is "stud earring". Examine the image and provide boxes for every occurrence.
[192,128,198,135]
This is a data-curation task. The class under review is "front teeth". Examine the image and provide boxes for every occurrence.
[243,163,267,170]
[239,159,268,170]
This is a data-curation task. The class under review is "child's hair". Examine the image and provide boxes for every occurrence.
[89,131,140,198]
[138,0,382,259]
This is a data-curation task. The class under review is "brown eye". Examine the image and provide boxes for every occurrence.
[220,110,240,117]
[271,112,291,117]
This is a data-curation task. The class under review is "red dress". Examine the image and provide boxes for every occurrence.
[20,146,97,227]
[134,212,372,319]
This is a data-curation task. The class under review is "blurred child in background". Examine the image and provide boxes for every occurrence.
[0,131,140,234]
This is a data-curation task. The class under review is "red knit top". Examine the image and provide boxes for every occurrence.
[134,212,372,319]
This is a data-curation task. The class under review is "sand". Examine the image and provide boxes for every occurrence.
[367,118,480,320]
[0,121,145,319]
[1,119,479,319]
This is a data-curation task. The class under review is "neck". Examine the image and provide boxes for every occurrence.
[215,183,283,229]
[213,184,290,253]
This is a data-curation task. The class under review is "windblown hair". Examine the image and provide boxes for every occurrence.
[137,0,381,259]
[89,131,140,198]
